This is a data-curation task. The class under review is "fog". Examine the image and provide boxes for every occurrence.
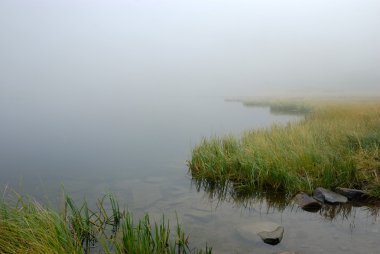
[1,0,380,100]
[1,2,380,252]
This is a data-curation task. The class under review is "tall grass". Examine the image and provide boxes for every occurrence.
[0,192,83,254]
[115,213,211,254]
[189,100,380,199]
[0,191,212,254]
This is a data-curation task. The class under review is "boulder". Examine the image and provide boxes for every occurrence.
[335,187,369,201]
[313,187,347,204]
[257,225,284,245]
[293,192,322,212]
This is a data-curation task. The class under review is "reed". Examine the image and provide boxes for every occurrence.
[0,191,212,254]
[114,213,212,254]
[189,100,380,199]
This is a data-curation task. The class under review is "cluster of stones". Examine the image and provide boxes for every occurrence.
[237,187,370,254]
[293,187,370,212]
[257,187,370,254]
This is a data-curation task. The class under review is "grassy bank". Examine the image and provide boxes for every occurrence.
[0,191,212,254]
[189,99,380,199]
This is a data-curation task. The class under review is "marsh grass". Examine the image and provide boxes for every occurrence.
[0,190,212,254]
[0,192,83,254]
[115,213,211,254]
[241,97,312,115]
[189,100,380,200]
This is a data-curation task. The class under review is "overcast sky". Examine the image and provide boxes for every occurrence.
[1,0,380,98]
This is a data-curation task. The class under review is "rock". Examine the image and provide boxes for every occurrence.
[313,187,348,204]
[237,221,284,245]
[293,192,322,212]
[335,187,369,201]
[257,226,284,245]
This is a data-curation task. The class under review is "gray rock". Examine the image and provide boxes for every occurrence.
[258,226,284,245]
[335,187,369,201]
[313,187,348,204]
[293,192,322,212]
[237,221,283,244]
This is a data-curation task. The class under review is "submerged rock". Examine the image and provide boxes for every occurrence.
[237,221,284,245]
[293,192,322,212]
[258,225,284,245]
[313,187,348,204]
[335,187,369,201]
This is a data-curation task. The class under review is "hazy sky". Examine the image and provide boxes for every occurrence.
[1,0,380,98]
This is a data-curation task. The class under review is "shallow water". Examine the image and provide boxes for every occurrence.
[1,96,379,254]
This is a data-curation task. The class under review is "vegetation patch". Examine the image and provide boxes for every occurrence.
[240,97,313,115]
[188,99,380,200]
[0,191,212,254]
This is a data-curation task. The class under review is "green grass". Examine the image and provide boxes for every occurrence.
[0,190,212,254]
[188,99,380,200]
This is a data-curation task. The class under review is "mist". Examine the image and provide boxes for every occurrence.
[1,0,379,101]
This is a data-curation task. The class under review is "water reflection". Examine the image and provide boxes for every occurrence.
[226,98,311,116]
[192,179,289,211]
[319,202,380,221]
[243,102,310,116]
[193,179,380,221]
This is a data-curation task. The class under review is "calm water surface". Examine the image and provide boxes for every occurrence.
[0,96,378,254]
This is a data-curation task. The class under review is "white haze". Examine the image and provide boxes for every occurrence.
[1,0,380,100]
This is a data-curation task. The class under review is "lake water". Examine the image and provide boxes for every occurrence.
[0,96,379,254]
